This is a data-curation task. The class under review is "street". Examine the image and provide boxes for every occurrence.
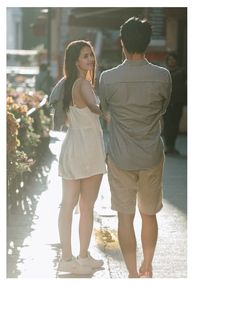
[7,131,187,278]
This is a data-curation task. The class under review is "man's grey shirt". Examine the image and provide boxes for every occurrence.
[99,59,172,170]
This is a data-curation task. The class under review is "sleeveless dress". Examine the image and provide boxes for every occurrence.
[58,106,106,179]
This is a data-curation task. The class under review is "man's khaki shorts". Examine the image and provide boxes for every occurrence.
[107,155,165,215]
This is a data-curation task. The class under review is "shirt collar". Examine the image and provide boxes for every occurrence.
[123,58,149,66]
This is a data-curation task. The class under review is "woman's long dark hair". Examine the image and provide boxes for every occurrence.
[62,40,96,112]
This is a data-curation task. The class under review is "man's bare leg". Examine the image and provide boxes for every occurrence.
[117,212,139,278]
[139,212,158,276]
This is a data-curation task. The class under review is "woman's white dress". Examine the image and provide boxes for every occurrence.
[58,106,106,179]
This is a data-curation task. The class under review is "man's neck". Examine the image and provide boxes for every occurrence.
[125,52,145,61]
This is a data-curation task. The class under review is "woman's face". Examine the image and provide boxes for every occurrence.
[76,46,95,73]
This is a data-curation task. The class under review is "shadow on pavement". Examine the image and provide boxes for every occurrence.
[162,135,187,216]
[57,267,104,278]
[7,139,57,278]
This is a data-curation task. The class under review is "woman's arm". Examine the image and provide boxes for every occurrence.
[79,80,102,115]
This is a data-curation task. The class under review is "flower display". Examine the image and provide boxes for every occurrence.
[7,111,20,153]
[7,89,51,189]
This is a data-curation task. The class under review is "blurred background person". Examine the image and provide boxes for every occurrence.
[163,51,187,155]
[35,63,54,95]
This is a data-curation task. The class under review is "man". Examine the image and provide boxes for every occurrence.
[163,51,187,154]
[99,17,172,278]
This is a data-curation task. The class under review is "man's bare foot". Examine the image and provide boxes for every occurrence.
[139,262,153,278]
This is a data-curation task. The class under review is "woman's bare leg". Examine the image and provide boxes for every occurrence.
[78,174,103,258]
[58,179,80,260]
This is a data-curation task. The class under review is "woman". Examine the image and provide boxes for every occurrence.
[58,40,107,275]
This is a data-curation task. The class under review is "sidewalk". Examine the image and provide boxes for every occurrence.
[7,132,187,278]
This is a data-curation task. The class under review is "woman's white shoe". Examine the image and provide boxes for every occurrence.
[77,252,104,269]
[58,256,93,275]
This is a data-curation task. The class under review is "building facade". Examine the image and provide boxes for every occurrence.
[7,7,187,83]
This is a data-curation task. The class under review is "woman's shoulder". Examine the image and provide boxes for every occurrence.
[75,78,93,92]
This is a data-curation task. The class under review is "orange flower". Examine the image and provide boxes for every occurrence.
[19,105,28,114]
[6,96,13,105]
[12,103,20,112]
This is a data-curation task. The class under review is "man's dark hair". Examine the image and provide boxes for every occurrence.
[120,17,152,54]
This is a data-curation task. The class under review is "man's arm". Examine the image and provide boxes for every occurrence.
[98,73,112,122]
[99,73,110,114]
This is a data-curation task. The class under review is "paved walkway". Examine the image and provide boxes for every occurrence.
[7,132,187,278]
